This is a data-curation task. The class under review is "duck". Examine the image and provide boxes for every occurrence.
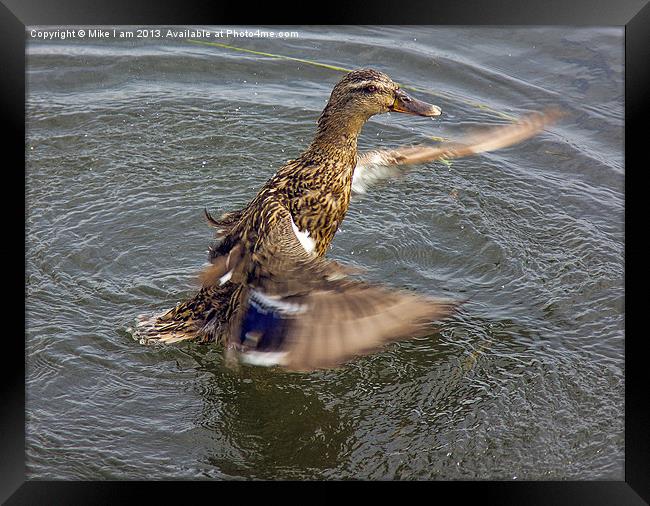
[136,68,562,371]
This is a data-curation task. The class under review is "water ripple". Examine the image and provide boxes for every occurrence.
[26,27,623,480]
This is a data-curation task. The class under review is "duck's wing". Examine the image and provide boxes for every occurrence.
[200,210,459,371]
[352,108,564,194]
[252,280,458,371]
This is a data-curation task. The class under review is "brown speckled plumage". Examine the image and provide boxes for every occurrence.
[209,69,402,261]
[135,68,562,371]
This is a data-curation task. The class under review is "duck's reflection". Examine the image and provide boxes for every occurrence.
[189,349,352,479]
[180,316,503,480]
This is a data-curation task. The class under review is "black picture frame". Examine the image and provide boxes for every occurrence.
[4,1,647,503]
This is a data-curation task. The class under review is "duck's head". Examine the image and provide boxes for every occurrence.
[322,68,442,122]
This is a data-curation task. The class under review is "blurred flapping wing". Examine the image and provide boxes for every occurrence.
[201,209,459,371]
[352,108,564,194]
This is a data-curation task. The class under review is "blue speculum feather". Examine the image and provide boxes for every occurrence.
[239,294,291,351]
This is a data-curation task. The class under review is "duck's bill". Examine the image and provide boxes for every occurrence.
[390,90,441,117]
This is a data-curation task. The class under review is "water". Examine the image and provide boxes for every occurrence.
[26,26,624,480]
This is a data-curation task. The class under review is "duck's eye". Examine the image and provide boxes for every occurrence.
[364,85,378,93]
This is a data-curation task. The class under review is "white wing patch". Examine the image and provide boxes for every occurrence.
[352,152,394,195]
[239,351,289,367]
[219,269,233,285]
[290,215,316,255]
[250,290,306,314]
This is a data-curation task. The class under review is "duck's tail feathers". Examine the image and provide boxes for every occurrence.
[204,208,243,238]
[132,308,201,345]
[131,283,240,345]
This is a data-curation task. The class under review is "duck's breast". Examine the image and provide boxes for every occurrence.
[291,188,350,256]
